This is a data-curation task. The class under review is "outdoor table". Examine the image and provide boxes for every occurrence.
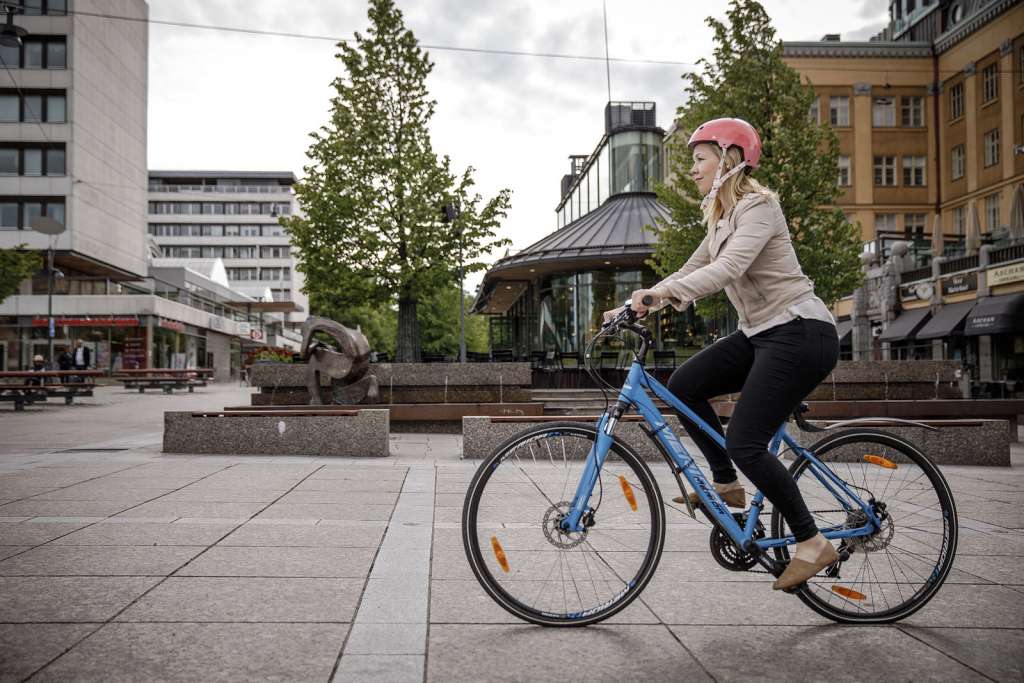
[0,370,106,379]
[114,368,214,377]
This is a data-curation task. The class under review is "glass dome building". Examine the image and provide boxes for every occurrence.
[473,102,726,359]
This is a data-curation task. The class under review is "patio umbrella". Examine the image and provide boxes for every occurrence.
[965,200,981,254]
[931,212,943,259]
[1010,183,1024,242]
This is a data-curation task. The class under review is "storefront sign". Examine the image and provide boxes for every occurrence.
[237,322,251,335]
[31,317,140,327]
[208,316,226,331]
[988,262,1024,287]
[900,281,934,302]
[249,328,265,341]
[941,272,977,296]
[158,318,186,332]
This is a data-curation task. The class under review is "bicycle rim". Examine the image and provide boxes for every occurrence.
[772,429,958,623]
[462,423,665,626]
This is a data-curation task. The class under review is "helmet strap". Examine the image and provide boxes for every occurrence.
[700,145,748,213]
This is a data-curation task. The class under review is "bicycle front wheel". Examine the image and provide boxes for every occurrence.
[772,429,958,624]
[462,422,665,626]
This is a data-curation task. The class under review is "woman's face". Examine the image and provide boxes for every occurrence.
[690,143,720,196]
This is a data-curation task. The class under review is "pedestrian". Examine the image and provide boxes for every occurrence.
[604,117,840,591]
[71,339,91,383]
[57,346,73,372]
[28,354,46,386]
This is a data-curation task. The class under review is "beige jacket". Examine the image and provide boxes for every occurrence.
[653,192,824,329]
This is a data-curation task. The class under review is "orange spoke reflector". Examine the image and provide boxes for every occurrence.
[863,454,897,469]
[831,585,867,601]
[619,475,638,512]
[490,535,510,573]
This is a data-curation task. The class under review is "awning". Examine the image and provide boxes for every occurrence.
[878,307,932,342]
[964,293,1024,336]
[835,319,853,342]
[472,280,529,315]
[915,300,976,340]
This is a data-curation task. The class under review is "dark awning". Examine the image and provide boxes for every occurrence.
[835,319,853,342]
[964,293,1024,336]
[878,307,932,342]
[915,300,976,340]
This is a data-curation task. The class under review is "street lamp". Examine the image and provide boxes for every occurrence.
[0,4,27,49]
[441,202,464,363]
[31,215,66,367]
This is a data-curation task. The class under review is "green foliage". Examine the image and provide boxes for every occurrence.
[313,300,398,358]
[283,0,511,361]
[418,286,489,356]
[649,0,863,311]
[0,246,42,304]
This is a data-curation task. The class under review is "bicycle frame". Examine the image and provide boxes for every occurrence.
[562,360,883,554]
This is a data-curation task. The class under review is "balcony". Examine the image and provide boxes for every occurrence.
[148,184,291,194]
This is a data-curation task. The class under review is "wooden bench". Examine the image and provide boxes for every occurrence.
[0,384,48,410]
[40,382,96,404]
[119,377,206,393]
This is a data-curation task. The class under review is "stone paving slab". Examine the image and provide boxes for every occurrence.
[0,576,163,622]
[0,623,98,681]
[176,546,377,578]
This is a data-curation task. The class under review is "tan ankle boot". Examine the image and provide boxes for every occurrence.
[772,540,839,590]
[673,480,745,508]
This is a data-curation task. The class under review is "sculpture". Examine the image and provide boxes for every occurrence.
[300,316,380,405]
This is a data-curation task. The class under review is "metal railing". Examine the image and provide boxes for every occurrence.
[990,242,1024,266]
[939,254,978,275]
[900,266,931,284]
[148,184,291,194]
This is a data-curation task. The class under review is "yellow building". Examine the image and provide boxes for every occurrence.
[778,0,1023,386]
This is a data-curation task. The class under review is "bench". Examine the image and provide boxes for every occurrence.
[0,384,48,410]
[462,415,1011,466]
[119,377,206,393]
[163,408,390,457]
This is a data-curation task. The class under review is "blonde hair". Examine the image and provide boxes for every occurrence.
[701,145,776,228]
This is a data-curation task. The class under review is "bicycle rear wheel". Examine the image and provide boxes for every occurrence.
[462,422,665,626]
[771,429,958,623]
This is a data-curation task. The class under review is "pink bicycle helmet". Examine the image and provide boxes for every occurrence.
[687,117,762,169]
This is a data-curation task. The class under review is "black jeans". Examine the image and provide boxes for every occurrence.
[667,317,839,542]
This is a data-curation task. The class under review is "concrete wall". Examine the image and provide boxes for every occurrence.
[206,331,233,383]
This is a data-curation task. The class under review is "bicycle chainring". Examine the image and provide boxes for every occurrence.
[709,512,765,572]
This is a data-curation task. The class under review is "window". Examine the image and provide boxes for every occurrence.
[0,148,16,176]
[262,225,285,237]
[226,268,258,281]
[22,0,63,14]
[874,156,897,186]
[980,63,998,104]
[260,267,291,281]
[836,155,851,186]
[983,128,999,167]
[46,95,65,122]
[952,206,965,235]
[951,144,965,180]
[23,95,41,122]
[829,96,850,126]
[22,0,42,15]
[45,148,64,176]
[22,202,40,228]
[901,96,923,127]
[904,213,927,240]
[808,97,819,123]
[0,95,16,121]
[201,246,224,258]
[23,41,43,69]
[202,202,223,215]
[240,225,260,237]
[902,155,926,186]
[0,44,16,68]
[0,202,17,229]
[261,245,290,259]
[875,213,897,233]
[872,97,896,127]
[45,41,66,69]
[949,82,963,120]
[985,193,1000,232]
[22,149,41,176]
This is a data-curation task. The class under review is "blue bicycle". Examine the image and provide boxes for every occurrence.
[463,303,958,626]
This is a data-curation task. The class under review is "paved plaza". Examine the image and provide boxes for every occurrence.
[0,385,1022,682]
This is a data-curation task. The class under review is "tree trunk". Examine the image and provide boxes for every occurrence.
[395,294,421,362]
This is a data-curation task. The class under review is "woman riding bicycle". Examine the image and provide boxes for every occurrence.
[604,117,840,590]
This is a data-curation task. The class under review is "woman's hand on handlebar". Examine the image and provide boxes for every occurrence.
[629,288,666,318]
[602,306,626,324]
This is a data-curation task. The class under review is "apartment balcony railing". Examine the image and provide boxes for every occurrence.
[940,254,979,275]
[900,266,932,284]
[991,242,1024,266]
[148,184,291,194]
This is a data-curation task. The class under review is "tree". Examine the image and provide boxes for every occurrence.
[649,0,863,315]
[284,0,511,362]
[0,247,41,304]
[418,285,489,357]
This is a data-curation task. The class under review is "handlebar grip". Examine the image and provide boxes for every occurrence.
[641,295,654,306]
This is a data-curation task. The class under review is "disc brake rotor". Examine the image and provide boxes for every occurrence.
[542,501,588,549]
[844,509,895,553]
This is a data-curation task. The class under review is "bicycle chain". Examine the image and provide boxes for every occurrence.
[666,502,848,576]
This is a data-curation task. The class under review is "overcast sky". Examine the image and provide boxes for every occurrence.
[147,0,889,290]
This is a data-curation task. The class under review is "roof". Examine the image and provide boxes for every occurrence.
[149,170,297,183]
[782,41,933,59]
[489,192,671,276]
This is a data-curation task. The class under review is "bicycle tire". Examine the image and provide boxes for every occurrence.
[462,422,666,627]
[771,428,958,624]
